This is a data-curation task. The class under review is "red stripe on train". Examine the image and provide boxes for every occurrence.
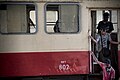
[0,51,89,77]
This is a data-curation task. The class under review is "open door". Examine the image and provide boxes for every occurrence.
[91,10,119,79]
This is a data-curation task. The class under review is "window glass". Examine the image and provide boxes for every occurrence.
[0,3,36,34]
[45,3,79,33]
[46,11,58,32]
[96,10,102,24]
[30,11,36,33]
[112,10,117,23]
[113,24,118,32]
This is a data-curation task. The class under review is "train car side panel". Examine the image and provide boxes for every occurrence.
[0,51,89,77]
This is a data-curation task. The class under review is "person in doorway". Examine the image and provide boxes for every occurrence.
[97,12,114,34]
[90,51,115,80]
[89,28,120,62]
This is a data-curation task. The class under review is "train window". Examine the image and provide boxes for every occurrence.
[0,3,36,34]
[45,3,79,33]
[111,10,118,32]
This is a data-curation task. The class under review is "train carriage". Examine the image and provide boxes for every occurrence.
[0,0,120,80]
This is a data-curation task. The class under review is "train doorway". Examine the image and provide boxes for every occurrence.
[90,9,119,79]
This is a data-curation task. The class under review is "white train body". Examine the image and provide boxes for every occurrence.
[0,0,120,78]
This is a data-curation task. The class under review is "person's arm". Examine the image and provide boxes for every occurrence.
[89,35,97,44]
[90,51,100,64]
[109,34,120,45]
[111,68,115,80]
[110,40,120,45]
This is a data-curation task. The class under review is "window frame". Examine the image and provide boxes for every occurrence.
[0,2,38,34]
[44,2,80,34]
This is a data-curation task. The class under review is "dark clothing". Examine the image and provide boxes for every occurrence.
[102,48,110,57]
[97,21,114,33]
[54,20,60,33]
[54,25,60,32]
[99,48,110,62]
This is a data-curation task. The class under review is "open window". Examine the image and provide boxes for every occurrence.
[0,3,36,34]
[45,3,79,33]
